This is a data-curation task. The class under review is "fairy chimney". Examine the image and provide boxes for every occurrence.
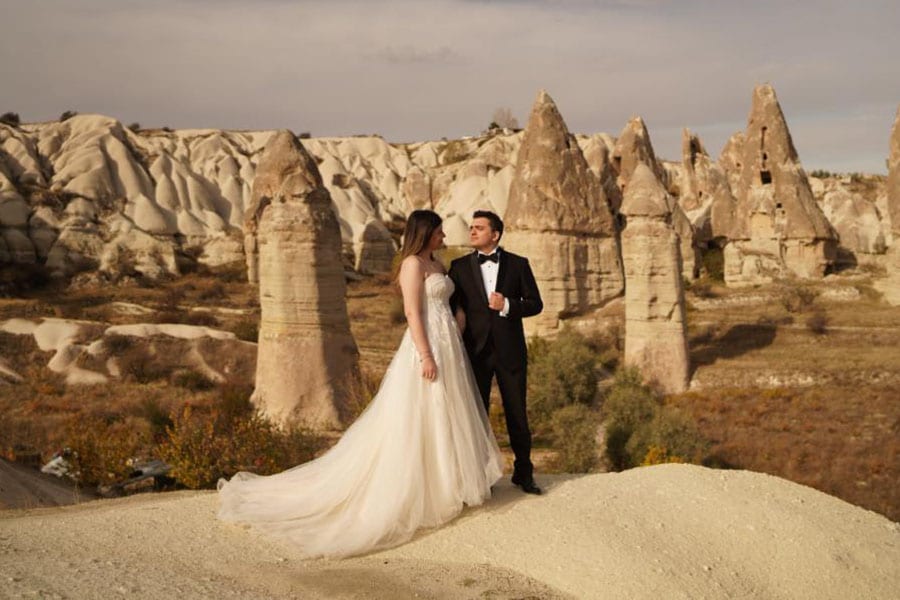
[725,84,837,286]
[887,105,900,242]
[611,117,666,192]
[680,128,738,245]
[621,162,689,394]
[245,130,361,428]
[502,90,623,334]
[875,105,900,304]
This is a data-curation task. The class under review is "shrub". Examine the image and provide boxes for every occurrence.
[127,122,141,132]
[780,286,818,313]
[601,369,709,469]
[701,247,725,282]
[527,329,599,434]
[158,406,278,488]
[805,310,829,335]
[154,310,219,327]
[551,404,598,473]
[60,110,78,122]
[0,112,20,127]
[139,398,173,443]
[159,403,323,489]
[196,282,226,301]
[103,333,133,355]
[602,368,658,470]
[626,406,708,467]
[440,140,469,165]
[64,416,147,486]
[117,344,168,383]
[0,263,53,293]
[231,319,258,342]
[171,369,216,392]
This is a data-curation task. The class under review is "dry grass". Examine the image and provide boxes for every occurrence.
[667,386,899,522]
[683,275,900,521]
[2,264,899,520]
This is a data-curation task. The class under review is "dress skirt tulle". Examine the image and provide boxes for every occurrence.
[217,275,503,558]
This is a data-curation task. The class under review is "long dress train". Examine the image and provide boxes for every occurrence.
[217,274,503,558]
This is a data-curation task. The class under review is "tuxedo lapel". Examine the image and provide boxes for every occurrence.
[469,251,489,303]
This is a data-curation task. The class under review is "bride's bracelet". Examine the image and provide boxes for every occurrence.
[418,352,434,363]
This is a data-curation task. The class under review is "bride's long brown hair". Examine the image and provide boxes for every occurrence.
[392,210,443,281]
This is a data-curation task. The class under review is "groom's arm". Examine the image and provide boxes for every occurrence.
[506,257,543,319]
[448,259,465,315]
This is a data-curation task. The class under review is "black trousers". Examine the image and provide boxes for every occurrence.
[470,340,534,482]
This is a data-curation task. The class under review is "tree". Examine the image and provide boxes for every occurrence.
[127,122,141,132]
[0,112,20,127]
[60,110,78,122]
[491,107,519,130]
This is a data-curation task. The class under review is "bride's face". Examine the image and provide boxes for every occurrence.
[427,225,446,252]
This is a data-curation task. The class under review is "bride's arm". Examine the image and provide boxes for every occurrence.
[454,308,466,334]
[399,256,437,381]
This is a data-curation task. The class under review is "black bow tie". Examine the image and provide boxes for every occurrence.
[478,252,499,264]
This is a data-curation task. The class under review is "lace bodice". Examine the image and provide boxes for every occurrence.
[424,273,454,306]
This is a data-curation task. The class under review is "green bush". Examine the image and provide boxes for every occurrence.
[551,404,598,472]
[527,329,599,434]
[625,406,708,467]
[60,110,78,122]
[602,368,658,470]
[602,368,709,470]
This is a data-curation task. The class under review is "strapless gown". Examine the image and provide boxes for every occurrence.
[217,274,503,558]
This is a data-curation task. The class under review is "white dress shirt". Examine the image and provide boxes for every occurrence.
[478,248,510,317]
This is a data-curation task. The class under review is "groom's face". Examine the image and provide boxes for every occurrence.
[469,217,500,252]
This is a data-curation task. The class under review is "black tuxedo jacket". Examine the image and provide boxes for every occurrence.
[448,249,543,369]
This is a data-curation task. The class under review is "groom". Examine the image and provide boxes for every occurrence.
[448,210,544,495]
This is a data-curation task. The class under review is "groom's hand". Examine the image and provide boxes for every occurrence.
[488,292,505,311]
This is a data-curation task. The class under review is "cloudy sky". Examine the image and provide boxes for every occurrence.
[2,0,898,173]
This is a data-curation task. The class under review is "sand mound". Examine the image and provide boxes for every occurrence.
[1,465,896,599]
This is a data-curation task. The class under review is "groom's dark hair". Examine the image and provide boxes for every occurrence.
[472,210,504,241]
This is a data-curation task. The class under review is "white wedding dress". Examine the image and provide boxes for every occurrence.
[217,274,503,558]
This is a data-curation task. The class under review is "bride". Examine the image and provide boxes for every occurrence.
[217,209,504,558]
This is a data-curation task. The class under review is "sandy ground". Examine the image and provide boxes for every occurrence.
[1,464,897,599]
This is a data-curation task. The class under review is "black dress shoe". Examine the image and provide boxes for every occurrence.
[512,478,542,495]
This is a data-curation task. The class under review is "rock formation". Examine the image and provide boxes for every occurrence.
[680,129,738,245]
[502,90,623,334]
[612,118,698,280]
[578,133,623,215]
[621,162,689,394]
[0,317,255,387]
[611,117,666,192]
[245,131,361,428]
[821,188,886,265]
[888,105,900,241]
[875,105,900,304]
[718,131,745,194]
[724,85,837,286]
